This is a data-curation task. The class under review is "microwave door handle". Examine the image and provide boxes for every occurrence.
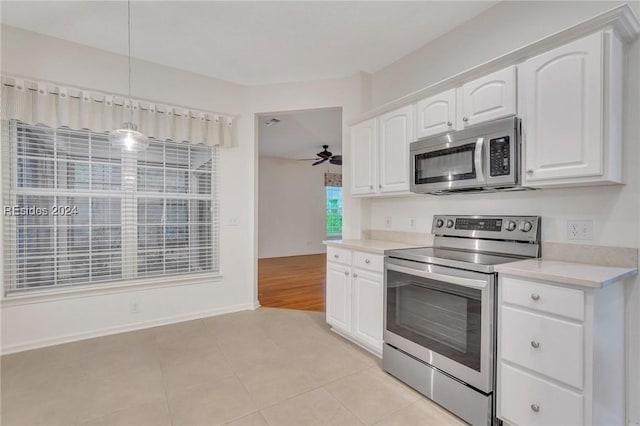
[475,137,485,183]
[386,263,487,289]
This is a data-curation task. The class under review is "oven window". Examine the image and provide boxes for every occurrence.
[415,142,476,184]
[386,269,482,371]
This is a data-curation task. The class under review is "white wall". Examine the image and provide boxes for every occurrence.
[0,25,373,351]
[364,2,640,423]
[0,25,257,352]
[371,1,629,107]
[258,157,340,258]
[248,73,372,244]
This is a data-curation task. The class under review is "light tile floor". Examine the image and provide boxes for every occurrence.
[1,308,466,426]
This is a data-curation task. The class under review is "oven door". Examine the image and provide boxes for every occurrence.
[384,257,494,393]
[410,136,485,193]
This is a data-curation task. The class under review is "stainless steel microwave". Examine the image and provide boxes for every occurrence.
[410,116,521,194]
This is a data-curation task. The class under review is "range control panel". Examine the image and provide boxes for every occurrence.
[432,215,540,242]
[455,217,503,232]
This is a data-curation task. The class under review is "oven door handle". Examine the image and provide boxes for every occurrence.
[386,263,488,290]
[474,137,485,184]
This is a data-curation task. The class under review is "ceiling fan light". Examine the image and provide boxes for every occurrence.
[109,122,149,152]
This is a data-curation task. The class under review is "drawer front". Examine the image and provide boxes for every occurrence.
[499,363,583,426]
[353,251,383,272]
[501,306,583,389]
[501,276,584,321]
[327,246,352,265]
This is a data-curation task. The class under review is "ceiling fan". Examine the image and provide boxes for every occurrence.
[298,145,342,166]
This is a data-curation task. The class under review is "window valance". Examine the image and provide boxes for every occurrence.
[0,76,237,147]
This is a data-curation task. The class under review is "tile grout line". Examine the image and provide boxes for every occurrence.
[323,365,422,426]
[221,336,266,425]
[157,331,177,426]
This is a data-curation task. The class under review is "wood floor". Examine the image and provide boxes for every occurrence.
[258,254,326,312]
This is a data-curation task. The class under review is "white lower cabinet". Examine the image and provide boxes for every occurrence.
[500,363,584,426]
[497,275,625,426]
[326,262,351,334]
[326,246,384,356]
[352,269,383,350]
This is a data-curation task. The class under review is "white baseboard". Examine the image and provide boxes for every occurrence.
[1,302,255,355]
[330,327,382,359]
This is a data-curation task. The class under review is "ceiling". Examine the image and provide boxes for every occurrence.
[258,108,342,160]
[0,1,497,86]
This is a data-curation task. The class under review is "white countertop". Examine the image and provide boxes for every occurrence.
[495,259,638,288]
[323,239,420,254]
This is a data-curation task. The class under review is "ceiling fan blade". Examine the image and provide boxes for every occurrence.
[296,158,319,161]
[317,151,332,159]
[312,158,328,166]
[329,157,342,166]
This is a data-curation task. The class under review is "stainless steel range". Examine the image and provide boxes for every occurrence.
[383,215,541,425]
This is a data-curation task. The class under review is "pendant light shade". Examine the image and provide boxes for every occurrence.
[110,0,148,152]
[109,122,149,152]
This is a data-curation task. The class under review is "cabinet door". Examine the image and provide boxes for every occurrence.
[500,306,584,389]
[519,32,603,184]
[378,105,413,193]
[498,363,583,426]
[326,262,351,333]
[350,119,377,195]
[352,268,383,353]
[462,66,516,127]
[415,89,456,138]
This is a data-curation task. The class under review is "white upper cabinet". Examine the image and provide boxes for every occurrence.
[350,106,413,197]
[414,67,515,140]
[349,8,636,193]
[462,66,517,127]
[415,88,456,139]
[378,105,413,193]
[350,118,377,195]
[519,31,622,187]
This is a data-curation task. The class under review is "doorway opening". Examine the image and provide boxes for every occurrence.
[257,107,342,312]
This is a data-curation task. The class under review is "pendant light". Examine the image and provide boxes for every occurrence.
[109,0,148,152]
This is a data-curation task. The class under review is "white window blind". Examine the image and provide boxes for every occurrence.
[2,120,219,295]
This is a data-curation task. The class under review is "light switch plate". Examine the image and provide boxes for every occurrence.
[225,216,240,227]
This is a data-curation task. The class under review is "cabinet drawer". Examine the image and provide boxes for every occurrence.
[501,306,583,389]
[502,276,584,321]
[327,246,352,265]
[353,251,383,272]
[499,363,583,426]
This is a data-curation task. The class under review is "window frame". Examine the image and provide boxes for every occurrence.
[325,185,343,240]
[1,120,220,298]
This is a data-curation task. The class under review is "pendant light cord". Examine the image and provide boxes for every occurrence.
[127,0,133,123]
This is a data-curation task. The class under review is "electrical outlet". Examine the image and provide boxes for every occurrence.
[385,216,392,229]
[567,220,594,241]
[131,302,140,314]
[409,217,416,230]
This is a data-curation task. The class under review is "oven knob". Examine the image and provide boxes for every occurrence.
[519,221,533,232]
[505,220,517,231]
[446,219,454,228]
[435,218,444,228]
